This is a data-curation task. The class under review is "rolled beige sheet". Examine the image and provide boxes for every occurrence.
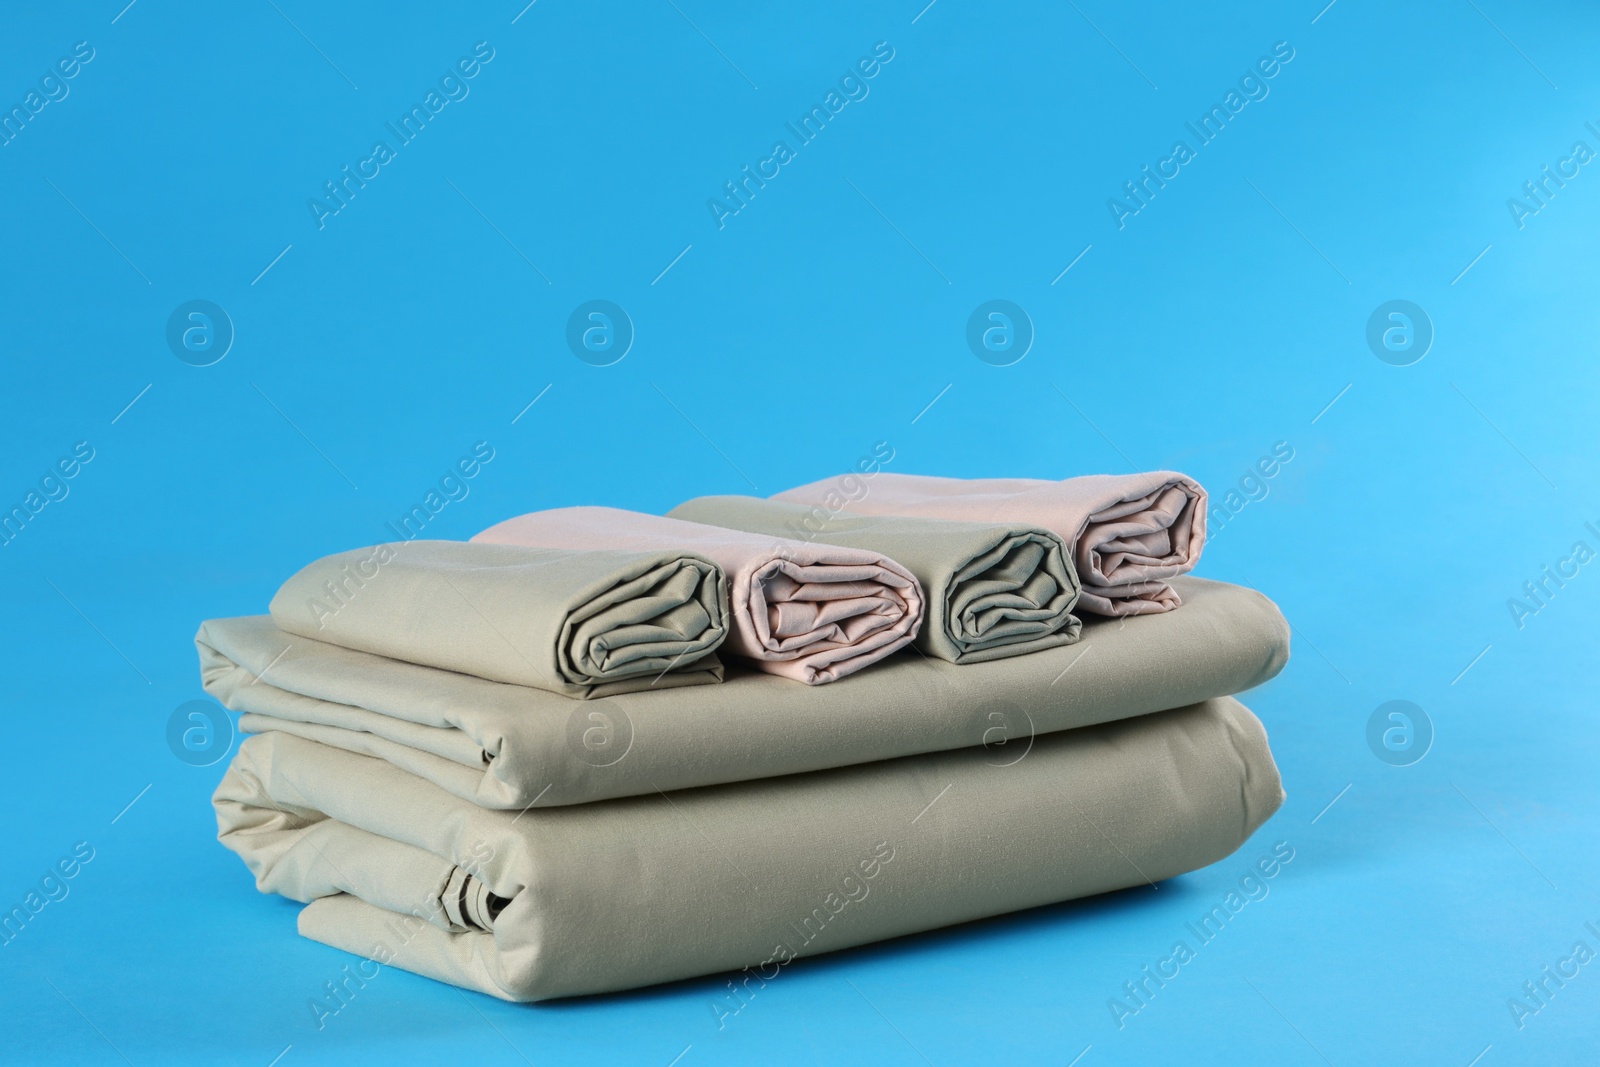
[773,472,1207,616]
[668,494,1081,663]
[472,506,922,685]
[213,695,1284,1002]
[267,540,727,698]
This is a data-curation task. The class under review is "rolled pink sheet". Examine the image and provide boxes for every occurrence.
[473,506,923,684]
[773,472,1206,616]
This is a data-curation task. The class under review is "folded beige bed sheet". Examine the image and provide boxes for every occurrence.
[267,540,727,698]
[214,695,1284,1002]
[473,506,922,685]
[668,495,1081,663]
[774,472,1206,616]
[196,576,1288,809]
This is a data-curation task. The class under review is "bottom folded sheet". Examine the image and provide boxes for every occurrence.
[214,696,1284,1002]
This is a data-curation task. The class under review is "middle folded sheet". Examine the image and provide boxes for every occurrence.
[197,575,1288,810]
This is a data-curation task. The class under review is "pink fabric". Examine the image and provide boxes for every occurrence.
[773,472,1206,616]
[473,507,923,684]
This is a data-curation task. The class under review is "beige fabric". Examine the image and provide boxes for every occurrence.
[214,696,1284,1001]
[474,506,922,684]
[268,540,727,698]
[197,576,1289,809]
[669,495,1081,663]
[774,471,1206,616]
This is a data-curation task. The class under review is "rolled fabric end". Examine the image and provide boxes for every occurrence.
[474,506,923,685]
[555,554,728,691]
[741,552,923,684]
[1073,474,1206,616]
[268,540,728,697]
[945,530,1082,657]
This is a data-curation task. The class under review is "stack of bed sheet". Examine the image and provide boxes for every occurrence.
[206,471,1288,1001]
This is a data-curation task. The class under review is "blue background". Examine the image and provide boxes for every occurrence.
[3,0,1598,1063]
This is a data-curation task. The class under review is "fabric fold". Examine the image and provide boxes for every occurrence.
[773,472,1207,616]
[668,495,1081,663]
[472,506,923,685]
[266,540,728,698]
[197,576,1290,809]
[214,696,1285,1002]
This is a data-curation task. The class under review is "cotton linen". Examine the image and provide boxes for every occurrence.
[773,472,1207,616]
[214,696,1284,1002]
[196,576,1289,809]
[669,495,1081,663]
[473,507,923,685]
[268,540,727,698]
